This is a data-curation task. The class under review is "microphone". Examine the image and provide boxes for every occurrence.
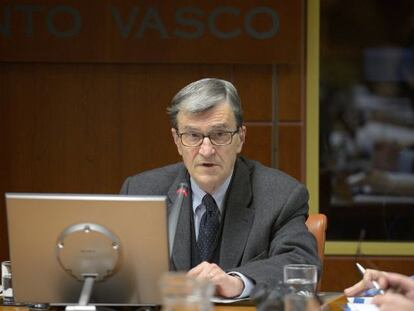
[168,182,189,255]
[354,228,366,262]
[354,228,379,272]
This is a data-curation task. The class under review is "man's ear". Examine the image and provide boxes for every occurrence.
[239,125,246,144]
[171,128,183,156]
[237,125,246,153]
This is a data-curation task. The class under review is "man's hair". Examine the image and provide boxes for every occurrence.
[167,78,243,129]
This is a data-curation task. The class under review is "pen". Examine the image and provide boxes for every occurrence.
[356,262,385,295]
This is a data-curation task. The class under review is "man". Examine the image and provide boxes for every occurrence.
[120,78,320,298]
[345,269,414,310]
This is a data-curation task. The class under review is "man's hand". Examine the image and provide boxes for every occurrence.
[372,293,414,311]
[344,269,388,296]
[187,262,244,298]
[344,269,414,299]
[344,269,414,311]
[384,272,414,301]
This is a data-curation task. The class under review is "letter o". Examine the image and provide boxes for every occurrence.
[245,7,278,40]
[47,5,81,38]
[209,6,241,39]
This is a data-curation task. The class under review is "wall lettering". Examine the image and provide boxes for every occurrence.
[0,4,278,40]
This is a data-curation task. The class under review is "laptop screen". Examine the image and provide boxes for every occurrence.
[5,193,169,305]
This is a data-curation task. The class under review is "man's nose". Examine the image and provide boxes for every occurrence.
[198,137,215,156]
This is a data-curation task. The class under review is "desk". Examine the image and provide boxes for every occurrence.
[0,293,346,311]
[0,306,256,311]
[215,306,255,311]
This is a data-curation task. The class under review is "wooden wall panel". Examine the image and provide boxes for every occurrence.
[242,125,272,167]
[0,63,276,192]
[0,63,278,260]
[233,65,274,167]
[277,62,305,182]
[278,64,303,121]
[233,65,273,121]
[278,124,303,182]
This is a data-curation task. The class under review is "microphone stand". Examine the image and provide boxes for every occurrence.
[168,183,189,255]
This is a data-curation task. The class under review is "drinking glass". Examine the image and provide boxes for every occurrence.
[284,293,320,311]
[283,264,317,297]
[1,261,14,304]
[160,272,214,311]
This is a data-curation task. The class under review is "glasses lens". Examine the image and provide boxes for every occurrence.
[210,132,232,145]
[181,133,202,146]
[179,129,238,146]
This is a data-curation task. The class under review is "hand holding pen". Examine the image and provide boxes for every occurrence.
[345,264,414,298]
[355,263,385,295]
[344,264,386,296]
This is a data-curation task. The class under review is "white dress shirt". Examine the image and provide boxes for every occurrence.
[190,174,253,298]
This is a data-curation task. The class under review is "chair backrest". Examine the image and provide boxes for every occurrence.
[305,213,328,263]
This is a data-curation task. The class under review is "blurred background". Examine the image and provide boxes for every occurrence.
[320,0,414,241]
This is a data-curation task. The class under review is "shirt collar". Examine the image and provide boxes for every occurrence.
[190,171,233,214]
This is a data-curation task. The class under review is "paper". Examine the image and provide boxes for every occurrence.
[348,297,374,304]
[346,303,379,311]
[210,296,250,304]
[346,297,379,311]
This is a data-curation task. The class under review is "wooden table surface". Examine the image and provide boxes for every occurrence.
[0,306,256,311]
[0,293,347,311]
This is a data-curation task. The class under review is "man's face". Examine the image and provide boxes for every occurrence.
[172,102,246,194]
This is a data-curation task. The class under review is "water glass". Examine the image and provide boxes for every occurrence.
[160,272,214,311]
[284,293,320,311]
[1,261,14,304]
[283,264,317,296]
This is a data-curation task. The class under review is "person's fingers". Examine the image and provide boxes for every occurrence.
[344,280,367,296]
[372,292,387,305]
[363,269,384,283]
[187,262,222,282]
[187,261,210,277]
[187,263,244,298]
[384,272,414,293]
[344,269,387,296]
[192,264,228,296]
[372,292,414,311]
[205,264,221,280]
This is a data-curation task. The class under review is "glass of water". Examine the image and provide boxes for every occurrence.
[1,261,14,304]
[160,272,214,311]
[283,264,317,297]
[284,293,320,311]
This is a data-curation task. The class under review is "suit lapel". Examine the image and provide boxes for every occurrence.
[219,158,255,269]
[168,168,192,271]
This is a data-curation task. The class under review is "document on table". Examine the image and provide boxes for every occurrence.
[346,297,379,311]
[211,296,249,303]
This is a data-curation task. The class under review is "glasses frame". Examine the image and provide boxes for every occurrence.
[176,128,240,147]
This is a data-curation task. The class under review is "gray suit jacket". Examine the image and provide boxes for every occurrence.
[120,157,321,287]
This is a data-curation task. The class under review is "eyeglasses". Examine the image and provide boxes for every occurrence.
[176,129,240,147]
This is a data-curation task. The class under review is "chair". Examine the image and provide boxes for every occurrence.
[305,213,328,263]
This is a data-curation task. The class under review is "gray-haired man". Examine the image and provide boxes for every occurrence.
[121,78,320,298]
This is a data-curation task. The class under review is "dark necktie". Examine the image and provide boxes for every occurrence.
[197,194,220,261]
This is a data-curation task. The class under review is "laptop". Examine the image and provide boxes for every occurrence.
[5,193,169,305]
